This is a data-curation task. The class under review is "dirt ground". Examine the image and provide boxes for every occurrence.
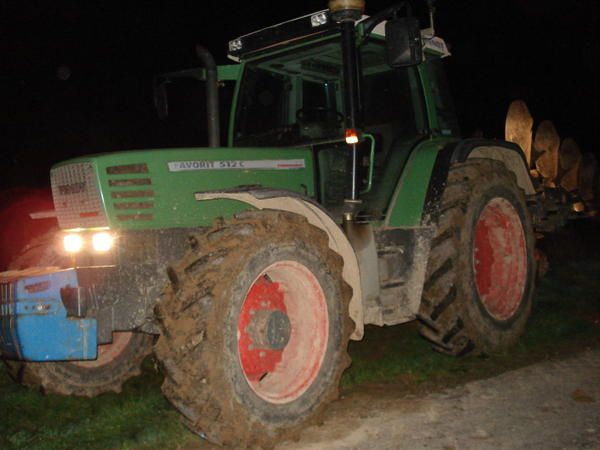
[276,349,600,450]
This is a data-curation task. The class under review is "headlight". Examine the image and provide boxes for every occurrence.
[64,234,84,253]
[92,232,114,253]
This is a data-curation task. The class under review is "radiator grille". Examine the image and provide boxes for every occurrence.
[51,163,108,229]
[0,280,14,351]
[0,281,13,317]
[106,163,155,222]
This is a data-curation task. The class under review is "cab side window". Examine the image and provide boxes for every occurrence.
[423,58,460,137]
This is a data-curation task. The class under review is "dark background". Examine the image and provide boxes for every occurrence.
[1,0,598,190]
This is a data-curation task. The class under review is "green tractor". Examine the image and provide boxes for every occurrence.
[1,0,538,446]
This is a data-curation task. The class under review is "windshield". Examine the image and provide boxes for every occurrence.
[233,39,345,147]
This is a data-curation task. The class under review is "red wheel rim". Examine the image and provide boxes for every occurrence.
[237,261,329,404]
[473,198,528,321]
[71,332,133,368]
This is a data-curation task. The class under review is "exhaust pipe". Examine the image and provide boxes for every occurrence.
[196,45,221,148]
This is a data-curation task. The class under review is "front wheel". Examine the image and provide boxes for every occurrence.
[419,159,536,355]
[7,332,154,396]
[4,229,154,396]
[154,210,352,447]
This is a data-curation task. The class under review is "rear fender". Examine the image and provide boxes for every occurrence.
[195,189,364,340]
[423,138,535,223]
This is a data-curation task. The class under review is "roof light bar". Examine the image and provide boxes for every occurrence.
[227,10,336,60]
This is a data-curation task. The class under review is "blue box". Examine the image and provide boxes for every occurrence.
[0,269,97,361]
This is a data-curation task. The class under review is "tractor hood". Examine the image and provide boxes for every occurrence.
[50,146,315,230]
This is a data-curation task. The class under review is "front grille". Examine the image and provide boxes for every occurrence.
[51,163,108,229]
[0,281,14,355]
[106,163,155,222]
[0,281,13,316]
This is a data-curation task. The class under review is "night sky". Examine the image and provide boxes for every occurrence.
[1,0,598,190]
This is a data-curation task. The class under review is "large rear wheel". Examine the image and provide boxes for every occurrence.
[154,210,352,447]
[418,159,536,355]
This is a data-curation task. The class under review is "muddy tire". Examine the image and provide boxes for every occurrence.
[418,159,536,355]
[6,332,153,396]
[4,229,154,397]
[154,210,352,447]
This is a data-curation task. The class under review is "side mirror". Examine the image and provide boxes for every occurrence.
[385,17,423,68]
[153,81,169,120]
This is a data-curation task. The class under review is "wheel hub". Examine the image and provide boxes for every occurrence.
[248,310,291,350]
[237,261,329,404]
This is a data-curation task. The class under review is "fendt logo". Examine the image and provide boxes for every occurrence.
[57,182,86,195]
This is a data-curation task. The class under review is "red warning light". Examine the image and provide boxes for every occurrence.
[345,129,359,144]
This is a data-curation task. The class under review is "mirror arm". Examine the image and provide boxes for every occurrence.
[426,0,436,36]
[153,77,169,120]
[361,2,412,37]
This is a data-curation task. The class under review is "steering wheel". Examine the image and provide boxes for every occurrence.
[296,107,344,126]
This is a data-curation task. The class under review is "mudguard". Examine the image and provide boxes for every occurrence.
[195,188,365,340]
[423,138,535,222]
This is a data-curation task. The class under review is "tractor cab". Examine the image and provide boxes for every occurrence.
[231,32,424,214]
[155,4,458,220]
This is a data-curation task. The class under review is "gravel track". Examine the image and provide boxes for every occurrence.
[279,350,600,450]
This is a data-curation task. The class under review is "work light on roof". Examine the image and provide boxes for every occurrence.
[310,11,329,27]
[229,38,243,53]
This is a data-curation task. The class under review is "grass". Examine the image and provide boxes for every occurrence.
[0,361,189,450]
[1,232,599,449]
[343,258,600,390]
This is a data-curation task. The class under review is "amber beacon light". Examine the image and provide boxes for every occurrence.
[328,0,365,21]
